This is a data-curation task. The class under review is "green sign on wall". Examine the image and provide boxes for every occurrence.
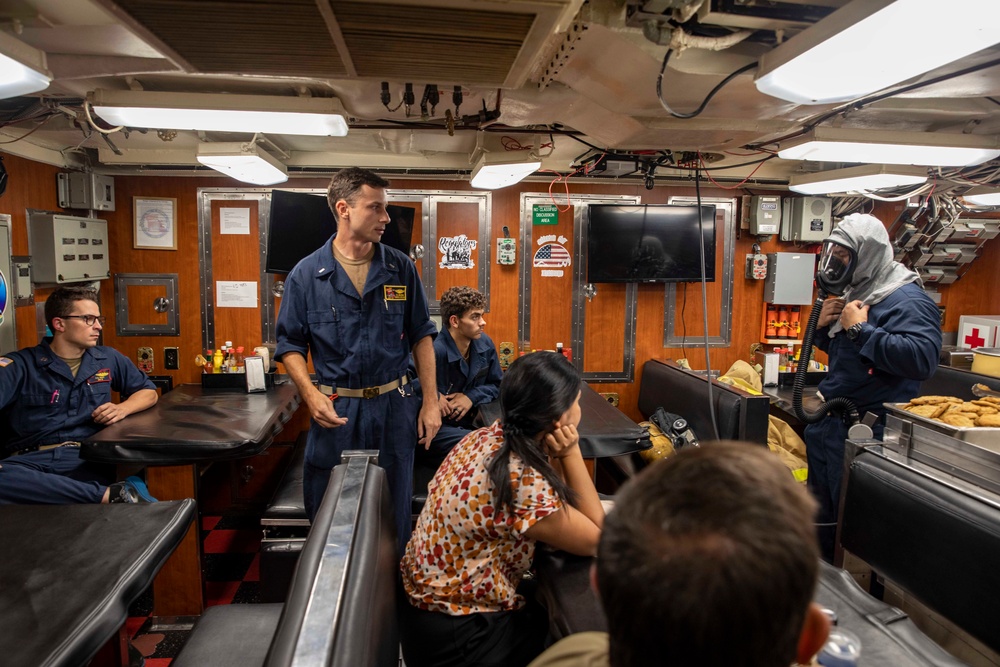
[532,204,559,225]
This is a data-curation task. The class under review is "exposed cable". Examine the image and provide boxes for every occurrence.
[537,168,577,212]
[697,152,771,189]
[694,167,720,441]
[83,101,124,134]
[656,48,758,119]
[0,115,56,144]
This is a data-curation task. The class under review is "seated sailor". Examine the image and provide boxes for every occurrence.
[0,286,158,504]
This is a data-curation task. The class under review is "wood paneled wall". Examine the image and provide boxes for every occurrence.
[4,152,999,423]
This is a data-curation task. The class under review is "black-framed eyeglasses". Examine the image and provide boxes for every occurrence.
[61,315,106,326]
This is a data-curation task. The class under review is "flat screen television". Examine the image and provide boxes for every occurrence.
[265,190,416,273]
[586,204,716,283]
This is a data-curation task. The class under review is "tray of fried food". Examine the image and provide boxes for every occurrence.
[887,395,1000,446]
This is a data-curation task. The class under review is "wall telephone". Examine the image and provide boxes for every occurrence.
[497,226,516,265]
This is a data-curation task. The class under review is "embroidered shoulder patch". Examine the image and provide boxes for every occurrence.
[87,368,111,384]
[384,285,407,301]
[0,357,13,368]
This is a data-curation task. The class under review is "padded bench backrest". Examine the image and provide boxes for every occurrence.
[920,365,1000,400]
[264,453,399,667]
[638,359,769,445]
[841,450,1000,653]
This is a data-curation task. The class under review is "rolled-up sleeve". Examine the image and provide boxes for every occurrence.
[275,268,311,362]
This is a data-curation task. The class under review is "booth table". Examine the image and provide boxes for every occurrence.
[763,384,824,430]
[479,383,650,459]
[81,383,301,617]
[0,500,195,667]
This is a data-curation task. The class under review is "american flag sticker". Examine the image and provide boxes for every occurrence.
[533,243,572,268]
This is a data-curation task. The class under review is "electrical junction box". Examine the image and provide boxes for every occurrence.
[781,196,831,242]
[582,155,638,177]
[27,211,110,284]
[57,172,116,211]
[12,256,33,306]
[764,252,816,305]
[748,195,781,235]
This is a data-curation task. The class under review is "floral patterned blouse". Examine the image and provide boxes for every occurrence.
[401,421,564,615]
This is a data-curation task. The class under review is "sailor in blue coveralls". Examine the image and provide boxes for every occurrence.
[422,286,503,457]
[0,286,158,504]
[807,214,941,560]
[275,168,440,548]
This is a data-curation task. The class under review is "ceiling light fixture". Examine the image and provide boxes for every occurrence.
[89,89,349,136]
[0,31,52,99]
[778,128,1000,167]
[196,142,288,185]
[788,164,927,195]
[470,153,541,190]
[755,0,1000,105]
[962,187,1000,207]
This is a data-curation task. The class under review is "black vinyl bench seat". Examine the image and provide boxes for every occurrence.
[174,452,399,667]
[261,436,309,603]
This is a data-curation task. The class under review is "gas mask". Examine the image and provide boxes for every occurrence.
[816,240,857,297]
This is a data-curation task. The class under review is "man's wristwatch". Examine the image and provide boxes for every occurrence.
[846,322,865,341]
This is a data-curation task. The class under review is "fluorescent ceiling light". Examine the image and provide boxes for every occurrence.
[197,143,288,185]
[778,128,1000,167]
[962,187,1000,206]
[470,153,541,190]
[90,89,348,136]
[788,164,927,195]
[0,31,51,98]
[755,0,1000,104]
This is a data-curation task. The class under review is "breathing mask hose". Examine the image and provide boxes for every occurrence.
[792,291,861,426]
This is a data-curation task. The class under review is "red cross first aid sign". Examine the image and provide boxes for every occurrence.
[958,316,1000,349]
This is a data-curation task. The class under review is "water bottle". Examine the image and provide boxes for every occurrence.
[818,628,862,667]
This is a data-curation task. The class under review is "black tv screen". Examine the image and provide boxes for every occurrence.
[586,204,716,283]
[265,190,415,273]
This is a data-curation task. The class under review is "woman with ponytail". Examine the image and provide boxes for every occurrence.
[400,351,604,667]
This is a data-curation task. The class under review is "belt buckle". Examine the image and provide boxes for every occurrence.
[363,386,380,399]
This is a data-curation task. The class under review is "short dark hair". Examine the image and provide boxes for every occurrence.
[326,167,390,221]
[45,286,101,331]
[440,286,486,325]
[489,352,580,513]
[597,442,819,667]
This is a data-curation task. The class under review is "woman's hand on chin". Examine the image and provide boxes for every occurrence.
[543,423,580,459]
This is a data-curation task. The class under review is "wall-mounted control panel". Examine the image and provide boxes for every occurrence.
[748,195,781,235]
[781,196,832,243]
[57,172,116,211]
[27,211,110,284]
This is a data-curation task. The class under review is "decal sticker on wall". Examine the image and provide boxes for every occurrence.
[438,235,477,269]
[533,234,571,272]
[0,268,6,325]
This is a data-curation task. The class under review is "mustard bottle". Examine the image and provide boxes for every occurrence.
[213,348,224,374]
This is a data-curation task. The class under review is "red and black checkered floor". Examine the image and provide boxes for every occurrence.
[126,508,265,665]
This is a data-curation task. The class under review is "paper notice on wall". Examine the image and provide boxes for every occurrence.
[216,281,258,308]
[220,208,251,235]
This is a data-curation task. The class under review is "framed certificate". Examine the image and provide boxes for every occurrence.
[134,197,177,250]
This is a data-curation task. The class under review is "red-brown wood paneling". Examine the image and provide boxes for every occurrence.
[4,155,999,425]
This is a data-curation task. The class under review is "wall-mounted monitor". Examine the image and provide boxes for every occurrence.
[586,204,716,283]
[265,190,415,274]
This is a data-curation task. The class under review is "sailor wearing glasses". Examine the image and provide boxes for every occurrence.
[0,286,159,505]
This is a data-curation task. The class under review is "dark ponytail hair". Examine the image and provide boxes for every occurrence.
[488,351,580,513]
